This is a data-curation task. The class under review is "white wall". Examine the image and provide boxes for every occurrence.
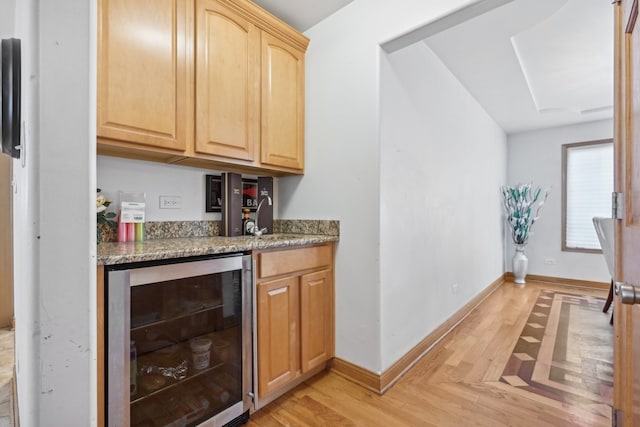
[98,156,223,221]
[0,0,15,34]
[279,0,482,373]
[97,156,277,221]
[10,0,97,425]
[38,0,95,424]
[379,42,506,369]
[506,119,613,282]
[7,0,40,424]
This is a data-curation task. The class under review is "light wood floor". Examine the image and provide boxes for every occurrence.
[248,281,611,427]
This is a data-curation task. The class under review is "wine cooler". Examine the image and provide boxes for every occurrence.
[105,254,253,426]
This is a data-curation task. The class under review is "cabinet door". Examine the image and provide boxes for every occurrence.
[97,0,190,151]
[260,33,305,171]
[257,276,299,397]
[300,270,331,373]
[195,0,260,161]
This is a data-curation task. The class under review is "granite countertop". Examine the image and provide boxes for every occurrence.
[97,233,338,266]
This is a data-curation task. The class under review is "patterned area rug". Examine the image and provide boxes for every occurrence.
[500,290,613,417]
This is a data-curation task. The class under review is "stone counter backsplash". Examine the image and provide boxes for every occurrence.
[273,220,339,236]
[98,219,339,243]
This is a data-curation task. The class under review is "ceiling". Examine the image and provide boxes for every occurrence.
[254,0,614,134]
[251,0,354,32]
[424,0,613,134]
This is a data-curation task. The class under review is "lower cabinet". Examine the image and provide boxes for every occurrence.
[254,243,334,404]
[300,270,332,373]
[257,276,299,397]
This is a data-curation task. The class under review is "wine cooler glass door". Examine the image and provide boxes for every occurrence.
[107,254,253,427]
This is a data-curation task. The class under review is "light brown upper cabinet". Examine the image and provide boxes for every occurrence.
[97,0,191,153]
[260,33,305,171]
[195,0,259,162]
[97,0,309,175]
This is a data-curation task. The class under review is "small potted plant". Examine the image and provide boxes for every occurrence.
[501,183,550,284]
[97,188,117,243]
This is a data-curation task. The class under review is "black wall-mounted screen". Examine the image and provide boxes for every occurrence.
[1,38,21,159]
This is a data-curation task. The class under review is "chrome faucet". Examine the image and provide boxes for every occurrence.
[250,195,272,236]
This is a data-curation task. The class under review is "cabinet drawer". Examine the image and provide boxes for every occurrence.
[257,244,331,279]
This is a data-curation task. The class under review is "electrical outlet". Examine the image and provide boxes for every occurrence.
[159,195,182,209]
[544,258,556,265]
[451,283,459,294]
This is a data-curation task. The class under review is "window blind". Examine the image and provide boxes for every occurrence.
[565,142,613,250]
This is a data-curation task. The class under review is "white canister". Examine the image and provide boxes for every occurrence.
[190,338,212,370]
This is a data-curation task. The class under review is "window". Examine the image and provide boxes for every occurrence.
[562,139,614,252]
